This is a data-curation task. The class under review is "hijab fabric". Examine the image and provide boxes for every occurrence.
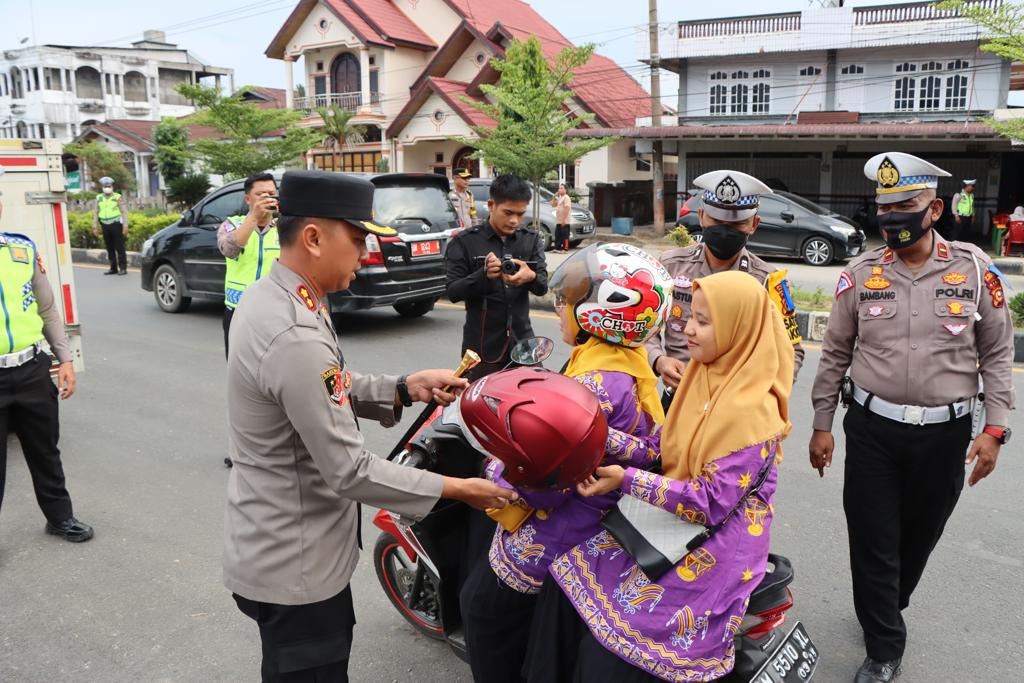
[660,271,793,481]
[564,336,665,425]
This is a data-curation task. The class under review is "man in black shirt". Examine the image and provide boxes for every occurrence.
[445,175,548,378]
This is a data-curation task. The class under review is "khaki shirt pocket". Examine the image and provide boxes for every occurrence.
[932,300,975,346]
[857,302,899,349]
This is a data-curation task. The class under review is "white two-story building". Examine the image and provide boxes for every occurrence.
[571,0,1024,225]
[0,30,233,144]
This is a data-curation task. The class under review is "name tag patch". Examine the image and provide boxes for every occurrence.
[935,287,975,299]
[860,290,896,302]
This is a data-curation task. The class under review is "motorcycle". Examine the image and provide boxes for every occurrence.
[372,339,818,682]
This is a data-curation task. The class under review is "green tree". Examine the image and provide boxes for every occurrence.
[153,117,190,184]
[316,105,366,169]
[63,141,136,192]
[166,172,211,209]
[937,0,1024,141]
[455,37,615,229]
[177,83,321,179]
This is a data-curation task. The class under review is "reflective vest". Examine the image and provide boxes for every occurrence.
[956,191,974,217]
[224,217,279,309]
[96,192,122,223]
[0,233,44,354]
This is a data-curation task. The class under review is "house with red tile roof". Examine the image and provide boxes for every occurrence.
[266,0,664,194]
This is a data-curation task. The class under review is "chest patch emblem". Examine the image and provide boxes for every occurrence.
[863,274,891,290]
[835,272,854,299]
[670,304,683,319]
[942,272,968,286]
[943,323,968,336]
[867,305,885,317]
[946,301,965,315]
[673,276,692,289]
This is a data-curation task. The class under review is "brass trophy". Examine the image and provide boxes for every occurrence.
[445,349,481,392]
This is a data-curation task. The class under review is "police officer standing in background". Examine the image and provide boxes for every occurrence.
[217,172,279,358]
[809,153,1015,683]
[645,170,804,409]
[445,174,548,379]
[0,168,92,542]
[450,168,477,229]
[224,170,513,682]
[950,178,976,241]
[91,176,128,276]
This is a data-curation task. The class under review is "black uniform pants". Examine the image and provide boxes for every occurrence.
[101,221,127,272]
[554,224,570,251]
[842,401,972,662]
[460,558,538,683]
[0,352,73,524]
[223,308,234,360]
[233,586,355,683]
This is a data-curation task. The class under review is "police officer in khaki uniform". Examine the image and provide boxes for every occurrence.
[809,153,1015,683]
[645,170,804,408]
[450,168,477,228]
[224,170,514,682]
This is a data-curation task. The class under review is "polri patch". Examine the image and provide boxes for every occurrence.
[947,301,965,315]
[321,366,352,407]
[296,284,317,312]
[835,272,854,299]
[942,272,967,286]
[9,246,29,263]
[983,270,1005,308]
[863,274,890,290]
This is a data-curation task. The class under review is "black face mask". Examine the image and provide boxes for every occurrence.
[877,206,932,250]
[701,224,749,260]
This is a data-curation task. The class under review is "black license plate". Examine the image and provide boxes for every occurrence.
[751,622,818,682]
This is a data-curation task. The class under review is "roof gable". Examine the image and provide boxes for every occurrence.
[387,77,494,139]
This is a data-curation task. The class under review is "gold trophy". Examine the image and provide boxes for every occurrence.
[444,349,481,392]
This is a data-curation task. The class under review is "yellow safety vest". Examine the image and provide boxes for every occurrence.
[956,192,974,217]
[224,217,280,309]
[96,192,122,223]
[0,233,44,354]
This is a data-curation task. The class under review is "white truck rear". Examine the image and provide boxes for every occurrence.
[0,138,83,372]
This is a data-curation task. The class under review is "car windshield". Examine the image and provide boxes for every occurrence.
[371,184,458,233]
[535,186,555,200]
[777,191,832,216]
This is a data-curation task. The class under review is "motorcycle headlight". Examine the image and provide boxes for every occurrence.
[142,238,155,256]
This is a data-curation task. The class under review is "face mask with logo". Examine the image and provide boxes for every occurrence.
[701,224,749,260]
[102,187,113,194]
[877,205,931,249]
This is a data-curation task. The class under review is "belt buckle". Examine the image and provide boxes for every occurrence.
[903,405,926,426]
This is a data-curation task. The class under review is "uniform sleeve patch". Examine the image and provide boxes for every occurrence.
[937,242,949,259]
[296,284,318,312]
[835,272,854,299]
[36,254,45,273]
[322,367,352,407]
[983,270,1005,308]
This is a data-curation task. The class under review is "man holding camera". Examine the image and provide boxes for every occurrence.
[218,172,280,358]
[445,174,548,378]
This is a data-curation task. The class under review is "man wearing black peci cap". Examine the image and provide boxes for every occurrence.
[223,170,515,682]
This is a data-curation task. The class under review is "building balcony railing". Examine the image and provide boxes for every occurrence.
[679,12,801,39]
[853,0,1001,26]
[294,91,380,112]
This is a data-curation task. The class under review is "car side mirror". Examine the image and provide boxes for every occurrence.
[180,209,194,225]
[780,211,795,222]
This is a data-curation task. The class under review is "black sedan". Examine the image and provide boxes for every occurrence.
[141,172,460,317]
[677,191,866,266]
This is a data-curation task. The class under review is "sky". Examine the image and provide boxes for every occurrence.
[0,0,1018,105]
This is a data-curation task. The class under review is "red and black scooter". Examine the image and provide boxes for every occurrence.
[372,339,818,682]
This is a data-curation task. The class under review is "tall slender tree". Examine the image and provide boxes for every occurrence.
[316,106,366,170]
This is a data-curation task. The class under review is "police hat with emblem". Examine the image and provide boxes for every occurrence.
[99,176,114,186]
[454,168,472,179]
[692,170,773,222]
[962,178,976,186]
[278,170,396,237]
[863,152,951,205]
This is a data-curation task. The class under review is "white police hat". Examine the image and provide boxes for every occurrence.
[863,152,950,205]
[99,176,114,186]
[692,170,773,222]
[962,179,976,186]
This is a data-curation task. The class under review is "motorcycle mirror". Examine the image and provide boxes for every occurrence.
[510,336,554,366]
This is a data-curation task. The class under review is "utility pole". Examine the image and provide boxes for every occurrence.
[648,0,665,235]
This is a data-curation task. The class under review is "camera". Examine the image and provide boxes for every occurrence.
[501,254,520,276]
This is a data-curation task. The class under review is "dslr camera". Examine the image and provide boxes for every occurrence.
[500,254,520,276]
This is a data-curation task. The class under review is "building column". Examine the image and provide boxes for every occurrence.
[42,123,51,139]
[359,47,371,111]
[59,68,67,92]
[825,49,837,111]
[820,149,833,206]
[118,73,125,98]
[677,59,688,121]
[69,69,77,96]
[214,74,221,92]
[284,56,295,109]
[676,148,687,203]
[395,142,405,174]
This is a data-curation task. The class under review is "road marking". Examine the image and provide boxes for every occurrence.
[75,263,142,273]
[437,301,560,320]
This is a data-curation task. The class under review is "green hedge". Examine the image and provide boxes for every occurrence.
[69,211,181,252]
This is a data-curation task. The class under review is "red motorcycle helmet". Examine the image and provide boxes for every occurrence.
[459,367,608,489]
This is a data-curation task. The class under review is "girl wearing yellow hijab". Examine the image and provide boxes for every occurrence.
[461,244,673,683]
[525,270,794,683]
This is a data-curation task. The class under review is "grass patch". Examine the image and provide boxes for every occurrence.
[791,284,833,312]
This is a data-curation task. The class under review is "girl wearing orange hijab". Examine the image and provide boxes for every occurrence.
[525,270,794,682]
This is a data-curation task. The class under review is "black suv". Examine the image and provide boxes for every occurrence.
[677,191,866,266]
[141,172,460,317]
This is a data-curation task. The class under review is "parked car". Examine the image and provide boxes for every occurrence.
[467,178,596,250]
[141,172,460,318]
[676,191,865,266]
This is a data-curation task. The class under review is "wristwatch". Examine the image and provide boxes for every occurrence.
[982,425,1011,445]
[396,375,414,407]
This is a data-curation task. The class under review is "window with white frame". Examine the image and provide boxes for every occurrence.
[945,59,970,110]
[752,82,770,113]
[710,84,727,115]
[841,64,864,75]
[894,62,917,110]
[892,60,970,112]
[799,66,822,77]
[730,83,749,114]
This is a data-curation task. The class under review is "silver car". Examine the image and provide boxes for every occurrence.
[468,179,595,251]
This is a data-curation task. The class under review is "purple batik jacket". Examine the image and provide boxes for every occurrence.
[487,370,662,594]
[551,438,781,682]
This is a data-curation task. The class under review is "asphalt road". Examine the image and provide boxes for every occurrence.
[1,265,1022,683]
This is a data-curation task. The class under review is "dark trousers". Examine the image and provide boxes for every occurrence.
[101,221,127,272]
[842,401,972,661]
[0,352,73,524]
[223,308,234,360]
[554,224,570,251]
[461,558,538,683]
[233,587,355,683]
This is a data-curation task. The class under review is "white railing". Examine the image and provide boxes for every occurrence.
[679,13,801,39]
[293,91,380,111]
[854,0,1001,25]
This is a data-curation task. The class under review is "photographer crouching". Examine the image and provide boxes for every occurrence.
[445,174,548,379]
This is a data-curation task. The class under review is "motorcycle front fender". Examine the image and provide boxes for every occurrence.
[372,508,418,562]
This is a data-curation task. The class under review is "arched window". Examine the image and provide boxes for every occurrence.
[331,53,360,96]
[124,71,147,101]
[894,76,915,110]
[75,66,102,99]
[841,64,864,75]
[918,75,941,110]
[10,68,23,99]
[709,71,727,81]
[752,83,770,114]
[730,83,749,114]
[452,146,480,177]
[709,84,727,115]
[799,66,821,77]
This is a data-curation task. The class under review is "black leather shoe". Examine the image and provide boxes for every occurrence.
[45,517,95,543]
[854,657,901,683]
[118,270,128,276]
[103,269,117,275]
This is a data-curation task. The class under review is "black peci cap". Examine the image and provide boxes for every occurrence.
[278,170,396,236]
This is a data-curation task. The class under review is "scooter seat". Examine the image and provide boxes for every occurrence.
[747,553,793,613]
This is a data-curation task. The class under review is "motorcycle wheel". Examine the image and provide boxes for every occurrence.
[373,532,445,640]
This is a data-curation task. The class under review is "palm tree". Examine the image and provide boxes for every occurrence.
[316,105,366,171]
